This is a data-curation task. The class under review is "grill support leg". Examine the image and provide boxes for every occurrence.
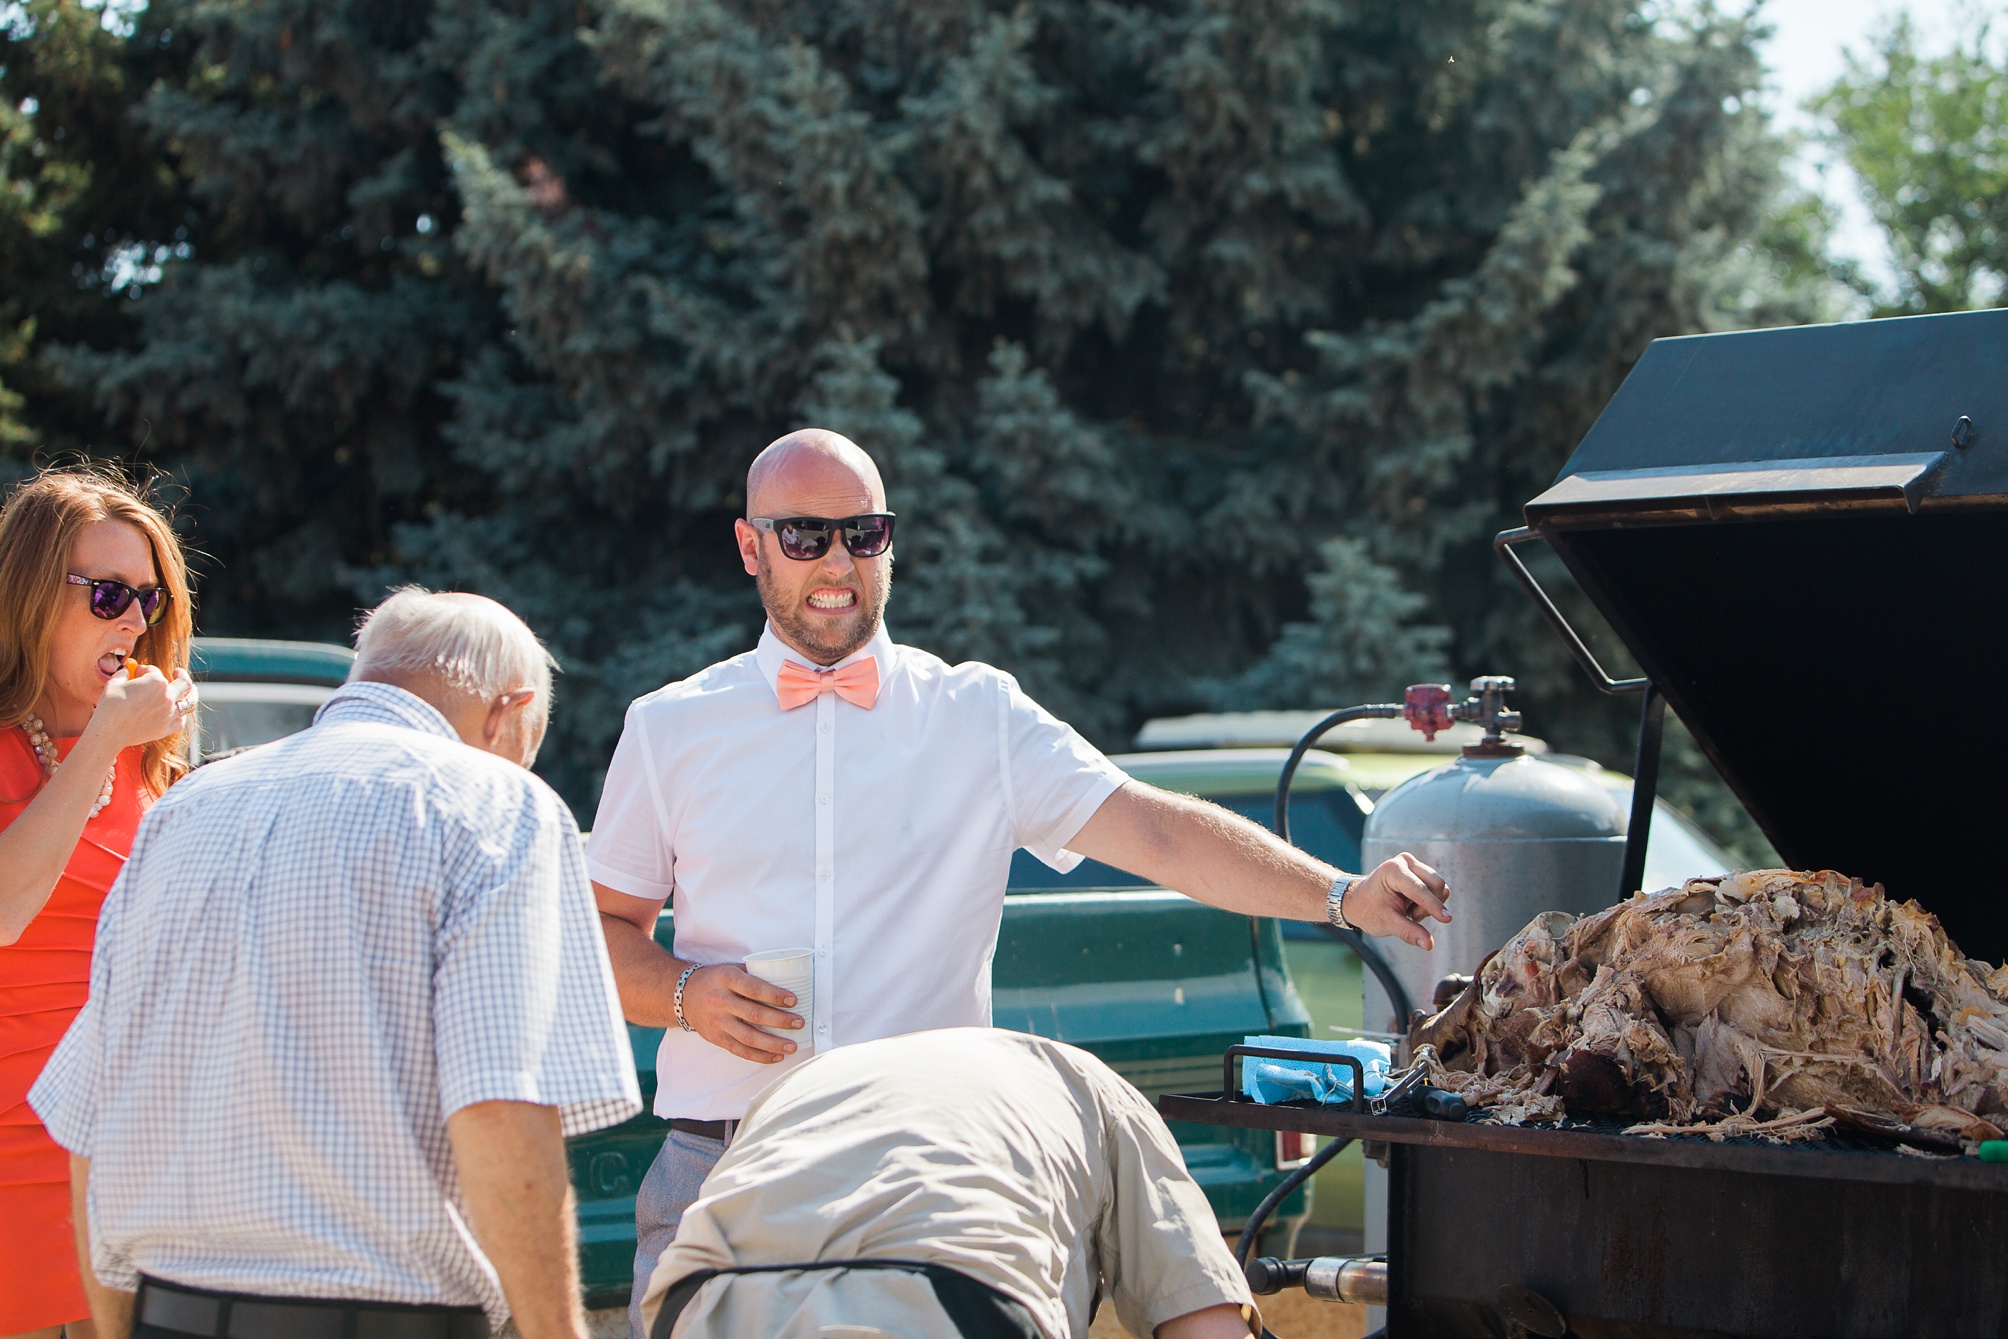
[1620,683,1665,899]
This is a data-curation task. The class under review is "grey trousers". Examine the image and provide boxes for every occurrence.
[627,1125,734,1339]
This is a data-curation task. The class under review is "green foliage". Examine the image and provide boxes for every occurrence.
[0,0,188,468]
[1225,536,1450,709]
[1817,14,2008,314]
[6,0,1833,830]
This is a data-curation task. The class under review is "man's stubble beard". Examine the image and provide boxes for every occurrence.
[757,553,893,664]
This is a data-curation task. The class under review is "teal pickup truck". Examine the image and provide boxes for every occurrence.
[189,638,1316,1306]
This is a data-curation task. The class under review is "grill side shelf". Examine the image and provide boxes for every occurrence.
[1156,1092,2008,1191]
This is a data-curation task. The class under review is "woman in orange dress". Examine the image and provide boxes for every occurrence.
[0,469,196,1339]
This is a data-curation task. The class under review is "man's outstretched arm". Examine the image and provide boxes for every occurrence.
[1066,781,1450,948]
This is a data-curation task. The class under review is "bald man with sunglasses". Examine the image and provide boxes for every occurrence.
[589,429,1452,1338]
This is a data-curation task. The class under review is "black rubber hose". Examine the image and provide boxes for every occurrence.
[1233,1134,1352,1270]
[1314,919,1411,1029]
[1272,706,1416,1026]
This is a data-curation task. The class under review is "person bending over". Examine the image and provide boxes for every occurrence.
[640,1028,1267,1339]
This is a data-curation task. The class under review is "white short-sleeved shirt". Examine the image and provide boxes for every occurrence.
[28,683,640,1325]
[587,625,1129,1119]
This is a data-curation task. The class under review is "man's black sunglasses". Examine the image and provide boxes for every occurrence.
[68,573,170,626]
[749,513,896,561]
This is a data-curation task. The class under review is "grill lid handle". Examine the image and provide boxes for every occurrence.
[1526,451,1952,521]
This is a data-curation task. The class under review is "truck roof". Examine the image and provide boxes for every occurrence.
[190,636,354,687]
[1114,747,1361,797]
[1134,708,1545,755]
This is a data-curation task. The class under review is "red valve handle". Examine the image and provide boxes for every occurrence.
[1402,683,1454,741]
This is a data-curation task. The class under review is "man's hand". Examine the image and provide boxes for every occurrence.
[679,963,803,1064]
[1344,853,1452,950]
[593,883,806,1063]
[447,1101,584,1339]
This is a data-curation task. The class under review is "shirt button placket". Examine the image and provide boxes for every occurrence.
[813,691,836,1051]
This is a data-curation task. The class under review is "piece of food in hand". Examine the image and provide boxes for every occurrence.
[124,656,144,679]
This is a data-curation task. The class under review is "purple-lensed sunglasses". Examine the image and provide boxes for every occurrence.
[67,573,170,626]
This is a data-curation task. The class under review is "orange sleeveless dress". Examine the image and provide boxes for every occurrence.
[0,729,145,1332]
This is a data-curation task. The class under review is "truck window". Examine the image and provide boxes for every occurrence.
[1213,790,1365,874]
[1005,789,1366,891]
[190,684,338,764]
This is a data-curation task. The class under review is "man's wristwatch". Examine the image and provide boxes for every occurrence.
[1325,874,1362,934]
[673,964,700,1033]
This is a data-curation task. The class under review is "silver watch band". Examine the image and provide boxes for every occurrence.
[1326,874,1361,933]
[673,963,700,1033]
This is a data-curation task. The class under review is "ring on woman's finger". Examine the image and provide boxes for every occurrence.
[176,695,197,714]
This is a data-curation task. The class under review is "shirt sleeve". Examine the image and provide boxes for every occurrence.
[1093,1068,1262,1338]
[434,775,642,1137]
[29,997,104,1158]
[1000,675,1130,872]
[585,700,676,902]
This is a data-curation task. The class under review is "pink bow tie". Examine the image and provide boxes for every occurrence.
[775,657,881,711]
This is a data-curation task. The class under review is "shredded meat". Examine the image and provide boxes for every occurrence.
[1413,870,2008,1149]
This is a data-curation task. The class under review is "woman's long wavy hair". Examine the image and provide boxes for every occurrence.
[0,466,195,799]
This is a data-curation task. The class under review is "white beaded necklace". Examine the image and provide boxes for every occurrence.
[21,716,116,819]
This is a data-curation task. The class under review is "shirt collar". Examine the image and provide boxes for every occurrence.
[314,680,464,743]
[755,623,896,703]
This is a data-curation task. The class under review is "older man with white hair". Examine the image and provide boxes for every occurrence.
[29,589,640,1339]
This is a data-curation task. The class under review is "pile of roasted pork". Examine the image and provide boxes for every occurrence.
[1415,869,2008,1149]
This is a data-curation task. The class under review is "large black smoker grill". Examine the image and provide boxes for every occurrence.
[1164,309,2008,1338]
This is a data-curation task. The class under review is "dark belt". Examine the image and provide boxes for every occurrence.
[668,1117,737,1142]
[650,1259,1038,1339]
[136,1276,487,1339]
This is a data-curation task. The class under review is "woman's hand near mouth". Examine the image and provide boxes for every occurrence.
[2,666,193,944]
[83,661,196,755]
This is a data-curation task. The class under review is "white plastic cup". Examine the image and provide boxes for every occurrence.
[743,948,813,1050]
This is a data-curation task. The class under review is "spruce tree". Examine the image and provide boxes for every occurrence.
[13,0,1837,819]
[0,0,188,466]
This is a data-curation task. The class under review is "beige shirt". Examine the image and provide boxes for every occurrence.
[641,1030,1258,1339]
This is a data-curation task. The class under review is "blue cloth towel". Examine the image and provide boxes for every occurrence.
[1240,1034,1391,1105]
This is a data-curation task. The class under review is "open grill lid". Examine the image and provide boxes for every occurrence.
[1518,309,2008,963]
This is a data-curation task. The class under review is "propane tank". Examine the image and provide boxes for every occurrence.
[1357,678,1626,1306]
[1359,676,1627,1035]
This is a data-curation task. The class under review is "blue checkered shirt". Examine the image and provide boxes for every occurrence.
[30,682,640,1324]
